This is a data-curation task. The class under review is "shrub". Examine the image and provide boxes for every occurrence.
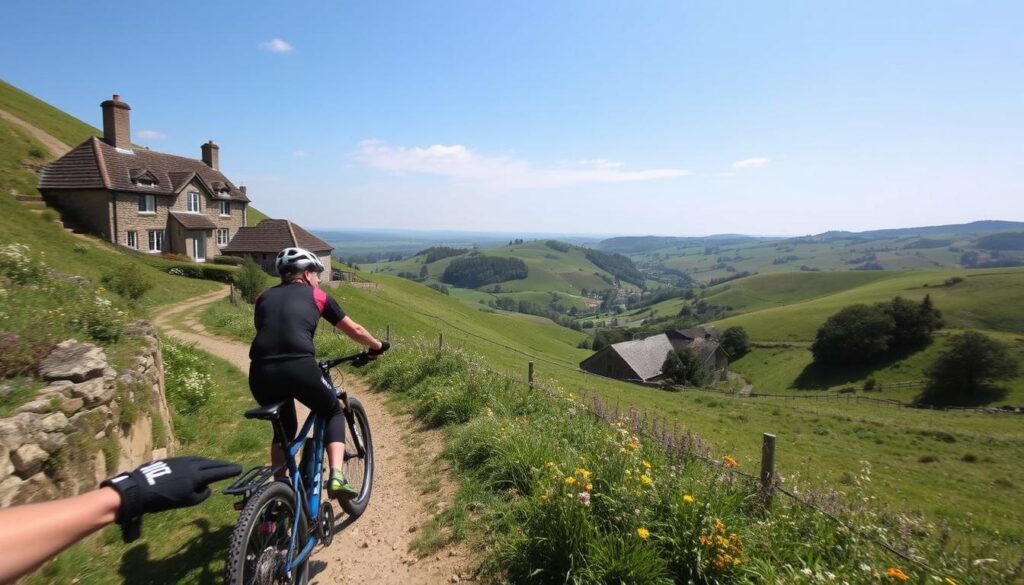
[27,145,46,159]
[918,332,1020,406]
[163,340,214,414]
[235,258,267,303]
[661,347,710,387]
[165,264,236,283]
[810,295,943,366]
[719,326,750,359]
[101,264,153,303]
[212,255,244,266]
[161,252,192,262]
[0,243,47,284]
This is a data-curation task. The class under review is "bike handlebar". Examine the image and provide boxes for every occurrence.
[321,341,391,369]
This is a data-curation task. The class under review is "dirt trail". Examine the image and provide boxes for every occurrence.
[153,288,472,584]
[0,108,72,159]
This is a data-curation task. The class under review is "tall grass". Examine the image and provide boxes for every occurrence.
[363,342,1020,584]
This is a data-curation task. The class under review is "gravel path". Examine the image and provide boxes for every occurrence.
[153,288,472,584]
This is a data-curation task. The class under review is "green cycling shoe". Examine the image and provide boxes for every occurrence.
[328,469,358,500]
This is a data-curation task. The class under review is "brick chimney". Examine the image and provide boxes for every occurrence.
[239,185,247,196]
[100,94,131,148]
[201,140,219,170]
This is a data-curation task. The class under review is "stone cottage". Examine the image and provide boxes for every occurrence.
[38,95,250,262]
[221,219,334,277]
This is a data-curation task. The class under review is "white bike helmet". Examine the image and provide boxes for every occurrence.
[276,247,325,275]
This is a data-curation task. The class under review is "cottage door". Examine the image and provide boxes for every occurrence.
[193,233,207,262]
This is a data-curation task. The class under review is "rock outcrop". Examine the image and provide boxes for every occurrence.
[0,322,175,506]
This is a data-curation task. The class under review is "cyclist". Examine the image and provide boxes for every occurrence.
[248,247,388,500]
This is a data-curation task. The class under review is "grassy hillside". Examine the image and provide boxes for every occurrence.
[0,80,99,146]
[712,268,1024,341]
[201,270,1024,556]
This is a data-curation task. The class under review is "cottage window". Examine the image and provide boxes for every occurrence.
[126,231,137,249]
[217,228,229,246]
[187,191,201,212]
[219,200,231,216]
[138,194,156,214]
[148,230,163,253]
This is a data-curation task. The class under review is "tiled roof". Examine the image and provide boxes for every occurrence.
[222,219,332,254]
[39,137,250,202]
[169,211,218,230]
[609,334,676,381]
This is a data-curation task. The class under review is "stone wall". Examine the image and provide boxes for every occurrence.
[0,321,175,506]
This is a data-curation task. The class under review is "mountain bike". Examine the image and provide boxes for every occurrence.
[222,351,375,584]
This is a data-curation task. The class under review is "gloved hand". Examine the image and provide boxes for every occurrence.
[101,456,242,542]
[368,340,391,357]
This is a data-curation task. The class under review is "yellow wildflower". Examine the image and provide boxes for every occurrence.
[636,527,650,540]
[642,460,652,469]
[639,474,653,487]
[886,567,909,582]
[564,476,577,486]
[544,461,555,469]
[575,467,591,479]
[722,455,738,468]
[683,494,695,504]
[538,494,548,502]
[584,483,593,491]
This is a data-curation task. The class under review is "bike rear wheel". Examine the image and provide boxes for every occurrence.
[340,397,374,517]
[225,481,310,585]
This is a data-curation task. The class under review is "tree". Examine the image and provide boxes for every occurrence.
[919,332,1020,406]
[661,348,710,388]
[716,327,748,359]
[811,304,895,365]
[235,258,267,304]
[882,295,943,348]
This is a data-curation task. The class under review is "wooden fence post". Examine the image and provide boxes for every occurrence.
[438,332,444,349]
[386,324,391,343]
[760,432,777,503]
[528,362,535,389]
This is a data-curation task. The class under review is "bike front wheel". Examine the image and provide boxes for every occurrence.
[225,481,310,585]
[341,397,374,517]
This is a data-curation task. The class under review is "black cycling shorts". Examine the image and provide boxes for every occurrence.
[249,357,345,446]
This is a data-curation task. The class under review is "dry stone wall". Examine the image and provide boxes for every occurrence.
[0,321,175,506]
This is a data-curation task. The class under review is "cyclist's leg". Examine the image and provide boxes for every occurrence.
[288,360,346,468]
[249,360,299,476]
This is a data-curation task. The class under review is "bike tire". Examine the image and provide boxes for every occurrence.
[224,481,310,585]
[340,397,374,517]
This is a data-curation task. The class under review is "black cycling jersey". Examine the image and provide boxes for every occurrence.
[249,282,346,361]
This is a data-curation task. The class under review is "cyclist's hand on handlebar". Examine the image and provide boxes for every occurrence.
[101,456,242,541]
[368,340,391,358]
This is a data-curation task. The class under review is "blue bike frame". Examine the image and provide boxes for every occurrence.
[283,409,325,573]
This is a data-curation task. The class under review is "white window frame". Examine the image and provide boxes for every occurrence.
[219,200,231,216]
[126,231,137,249]
[217,228,230,246]
[148,230,163,253]
[187,191,201,213]
[138,194,156,214]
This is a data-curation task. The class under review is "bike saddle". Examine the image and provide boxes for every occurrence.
[244,401,286,420]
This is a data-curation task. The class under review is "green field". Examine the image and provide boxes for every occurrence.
[711,268,1024,341]
[1,79,99,147]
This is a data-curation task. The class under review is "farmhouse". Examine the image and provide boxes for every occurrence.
[221,219,334,277]
[579,327,729,383]
[38,95,249,262]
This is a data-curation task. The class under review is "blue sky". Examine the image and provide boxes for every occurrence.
[3,1,1022,236]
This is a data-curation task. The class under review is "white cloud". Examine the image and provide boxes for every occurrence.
[293,149,307,158]
[260,38,294,53]
[731,157,770,169]
[137,129,166,140]
[352,140,690,188]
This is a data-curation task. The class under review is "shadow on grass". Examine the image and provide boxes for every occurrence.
[914,383,1009,407]
[792,344,926,390]
[118,518,230,585]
